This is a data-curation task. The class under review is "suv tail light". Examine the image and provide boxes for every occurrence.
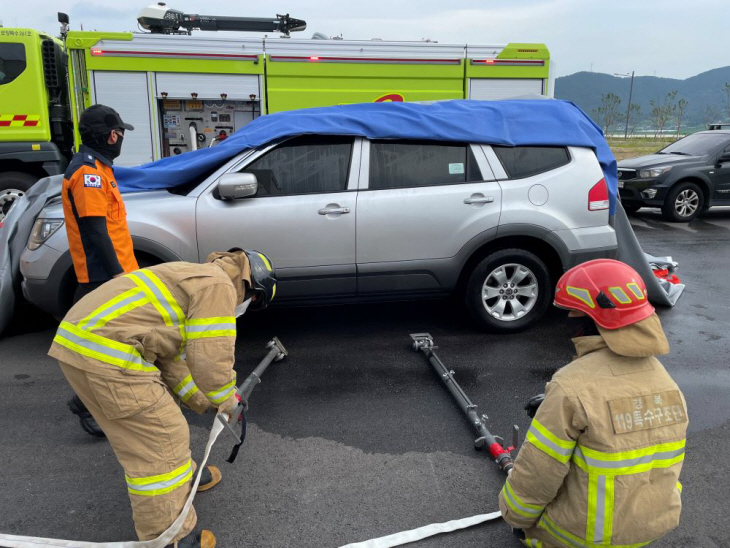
[588,178,609,211]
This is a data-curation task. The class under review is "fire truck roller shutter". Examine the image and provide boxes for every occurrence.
[92,71,155,166]
[154,73,260,101]
[468,78,544,101]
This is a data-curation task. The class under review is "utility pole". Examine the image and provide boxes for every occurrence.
[615,71,635,140]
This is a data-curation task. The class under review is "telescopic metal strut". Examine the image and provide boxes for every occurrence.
[410,333,517,475]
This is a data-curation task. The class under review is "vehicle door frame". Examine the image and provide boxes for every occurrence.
[355,138,499,296]
[193,136,364,302]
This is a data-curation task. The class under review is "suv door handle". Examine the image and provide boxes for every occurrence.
[464,196,494,204]
[318,206,351,215]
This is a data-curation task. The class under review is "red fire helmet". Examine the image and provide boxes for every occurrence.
[554,259,654,329]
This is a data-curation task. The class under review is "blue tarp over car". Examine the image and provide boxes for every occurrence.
[116,99,619,214]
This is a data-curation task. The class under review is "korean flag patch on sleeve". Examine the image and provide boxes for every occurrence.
[83,174,102,188]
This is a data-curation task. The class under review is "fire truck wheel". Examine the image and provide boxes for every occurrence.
[465,248,552,333]
[0,171,38,223]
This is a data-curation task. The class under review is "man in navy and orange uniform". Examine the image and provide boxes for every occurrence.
[62,104,139,437]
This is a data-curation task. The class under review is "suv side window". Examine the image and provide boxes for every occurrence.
[0,43,27,85]
[492,146,570,179]
[243,135,353,196]
[369,140,482,190]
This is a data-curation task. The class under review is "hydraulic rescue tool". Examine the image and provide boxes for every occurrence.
[218,337,288,463]
[410,333,518,475]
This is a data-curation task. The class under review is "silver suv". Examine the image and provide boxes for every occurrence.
[20,135,617,332]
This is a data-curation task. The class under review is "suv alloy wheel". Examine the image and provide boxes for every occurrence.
[662,181,704,222]
[465,248,552,333]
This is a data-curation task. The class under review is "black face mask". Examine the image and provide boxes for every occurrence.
[567,316,600,338]
[92,133,124,163]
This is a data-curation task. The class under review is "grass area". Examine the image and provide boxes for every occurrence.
[607,137,677,161]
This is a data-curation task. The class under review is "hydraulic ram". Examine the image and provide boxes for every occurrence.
[410,333,517,475]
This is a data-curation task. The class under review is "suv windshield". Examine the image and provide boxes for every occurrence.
[658,133,730,157]
[0,43,26,85]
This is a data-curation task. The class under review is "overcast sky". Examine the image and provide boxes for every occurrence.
[3,0,728,80]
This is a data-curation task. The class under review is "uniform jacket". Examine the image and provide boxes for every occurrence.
[499,314,687,547]
[62,145,138,283]
[49,257,252,414]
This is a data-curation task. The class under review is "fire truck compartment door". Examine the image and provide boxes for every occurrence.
[468,78,544,100]
[92,71,155,167]
[155,73,261,101]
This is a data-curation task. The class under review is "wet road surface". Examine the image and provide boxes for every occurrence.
[1,207,728,547]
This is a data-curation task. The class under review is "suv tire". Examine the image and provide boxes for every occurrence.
[465,248,552,333]
[662,182,704,222]
[0,171,37,223]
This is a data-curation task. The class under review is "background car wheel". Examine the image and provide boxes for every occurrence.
[0,171,37,223]
[622,204,641,215]
[662,182,704,222]
[465,248,552,333]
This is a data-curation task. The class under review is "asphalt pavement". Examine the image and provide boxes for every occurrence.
[1,207,729,547]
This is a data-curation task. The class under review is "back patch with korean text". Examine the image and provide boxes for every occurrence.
[608,390,687,434]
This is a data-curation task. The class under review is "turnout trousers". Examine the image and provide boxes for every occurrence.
[59,362,197,542]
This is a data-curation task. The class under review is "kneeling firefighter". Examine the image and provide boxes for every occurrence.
[49,250,277,548]
[499,259,687,548]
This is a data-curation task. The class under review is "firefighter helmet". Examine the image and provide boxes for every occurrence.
[244,250,277,311]
[554,259,654,329]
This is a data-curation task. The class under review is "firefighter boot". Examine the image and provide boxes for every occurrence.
[172,530,216,548]
[197,466,222,492]
[68,394,106,438]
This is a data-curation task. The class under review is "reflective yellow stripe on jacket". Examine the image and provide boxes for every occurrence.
[502,478,545,520]
[78,288,148,331]
[127,269,187,357]
[53,321,157,373]
[526,420,576,464]
[126,459,193,497]
[539,513,653,548]
[574,440,685,546]
[172,374,199,403]
[206,380,236,405]
[185,317,236,340]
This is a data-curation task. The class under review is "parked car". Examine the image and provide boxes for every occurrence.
[18,131,617,333]
[617,130,730,222]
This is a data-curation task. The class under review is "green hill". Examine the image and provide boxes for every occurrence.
[555,67,730,131]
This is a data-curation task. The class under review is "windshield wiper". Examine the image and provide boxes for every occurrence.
[669,151,691,156]
[655,151,667,154]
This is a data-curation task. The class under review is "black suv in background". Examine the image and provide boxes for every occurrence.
[617,130,730,221]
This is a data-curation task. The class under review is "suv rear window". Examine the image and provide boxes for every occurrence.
[0,43,26,85]
[369,140,482,190]
[493,146,570,179]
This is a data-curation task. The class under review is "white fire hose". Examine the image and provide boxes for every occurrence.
[338,511,503,548]
[0,414,227,548]
[0,409,504,548]
[188,125,198,152]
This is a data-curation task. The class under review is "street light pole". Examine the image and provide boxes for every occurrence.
[623,71,635,140]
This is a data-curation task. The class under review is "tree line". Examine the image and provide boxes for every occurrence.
[592,82,730,138]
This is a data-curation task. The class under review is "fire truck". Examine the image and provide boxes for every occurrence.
[0,3,552,220]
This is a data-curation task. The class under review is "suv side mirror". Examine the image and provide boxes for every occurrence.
[218,173,258,200]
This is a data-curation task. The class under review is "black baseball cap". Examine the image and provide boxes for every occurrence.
[79,104,134,136]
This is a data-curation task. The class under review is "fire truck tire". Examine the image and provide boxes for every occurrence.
[0,171,37,222]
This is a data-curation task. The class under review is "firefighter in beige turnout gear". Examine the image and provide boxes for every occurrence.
[48,250,276,548]
[499,259,687,548]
